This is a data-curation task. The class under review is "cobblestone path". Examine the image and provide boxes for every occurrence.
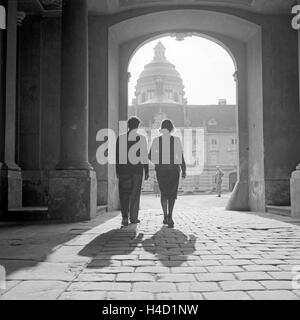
[1,195,300,300]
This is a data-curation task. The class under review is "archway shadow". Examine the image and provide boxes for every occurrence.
[0,211,121,276]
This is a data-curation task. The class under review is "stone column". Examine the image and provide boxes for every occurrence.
[291,164,300,219]
[226,70,249,211]
[291,26,300,219]
[48,0,97,222]
[0,1,5,214]
[0,0,22,214]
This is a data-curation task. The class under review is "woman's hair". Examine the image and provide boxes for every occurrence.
[160,119,175,133]
[128,116,141,130]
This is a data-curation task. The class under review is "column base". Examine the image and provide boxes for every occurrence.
[0,163,22,213]
[48,170,97,222]
[226,180,249,211]
[291,168,300,219]
[22,170,48,207]
[265,179,291,206]
[248,180,266,212]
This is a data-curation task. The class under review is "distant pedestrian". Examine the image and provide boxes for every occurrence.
[215,166,224,197]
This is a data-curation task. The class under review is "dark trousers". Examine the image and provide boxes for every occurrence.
[119,174,143,222]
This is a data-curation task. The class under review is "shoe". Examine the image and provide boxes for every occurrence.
[130,219,141,224]
[121,218,129,227]
[163,216,168,225]
[168,218,174,228]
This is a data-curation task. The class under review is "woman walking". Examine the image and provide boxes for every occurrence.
[149,120,186,228]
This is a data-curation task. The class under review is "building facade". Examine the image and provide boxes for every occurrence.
[129,42,238,193]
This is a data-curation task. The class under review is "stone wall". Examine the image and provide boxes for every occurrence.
[19,16,61,206]
[261,16,300,206]
[88,16,110,206]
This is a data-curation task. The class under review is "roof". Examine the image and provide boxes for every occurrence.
[186,105,237,132]
[129,104,185,128]
[129,104,237,133]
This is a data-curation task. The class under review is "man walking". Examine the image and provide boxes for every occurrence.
[215,166,224,197]
[116,117,149,227]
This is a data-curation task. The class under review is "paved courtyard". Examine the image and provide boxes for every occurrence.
[1,194,300,300]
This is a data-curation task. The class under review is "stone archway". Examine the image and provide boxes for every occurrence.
[126,33,238,197]
[107,9,264,212]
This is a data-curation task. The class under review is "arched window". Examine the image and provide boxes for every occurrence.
[208,118,217,126]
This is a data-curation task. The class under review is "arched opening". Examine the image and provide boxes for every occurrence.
[127,34,238,205]
[107,9,264,212]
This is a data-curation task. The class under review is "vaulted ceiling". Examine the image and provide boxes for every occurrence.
[18,0,296,15]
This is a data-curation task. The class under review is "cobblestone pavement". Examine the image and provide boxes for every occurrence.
[1,194,300,300]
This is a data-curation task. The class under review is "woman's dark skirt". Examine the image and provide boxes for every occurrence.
[156,169,180,200]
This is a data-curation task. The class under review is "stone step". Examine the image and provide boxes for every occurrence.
[1,205,108,222]
[97,205,107,215]
[265,205,291,217]
[3,207,50,221]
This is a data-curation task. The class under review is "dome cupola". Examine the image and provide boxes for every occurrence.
[134,41,186,105]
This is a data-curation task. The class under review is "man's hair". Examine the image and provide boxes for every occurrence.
[161,119,175,133]
[128,117,141,130]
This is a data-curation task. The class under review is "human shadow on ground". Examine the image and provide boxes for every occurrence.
[142,227,197,267]
[79,225,196,269]
[79,224,143,269]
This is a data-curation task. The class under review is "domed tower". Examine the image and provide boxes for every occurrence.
[134,41,187,105]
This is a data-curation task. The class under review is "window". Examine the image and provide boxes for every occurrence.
[210,138,218,151]
[148,90,154,99]
[231,138,237,145]
[165,90,173,99]
[174,92,179,102]
[141,92,146,103]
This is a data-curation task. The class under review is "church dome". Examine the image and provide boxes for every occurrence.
[134,41,186,105]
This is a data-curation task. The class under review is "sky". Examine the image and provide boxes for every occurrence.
[128,36,237,105]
